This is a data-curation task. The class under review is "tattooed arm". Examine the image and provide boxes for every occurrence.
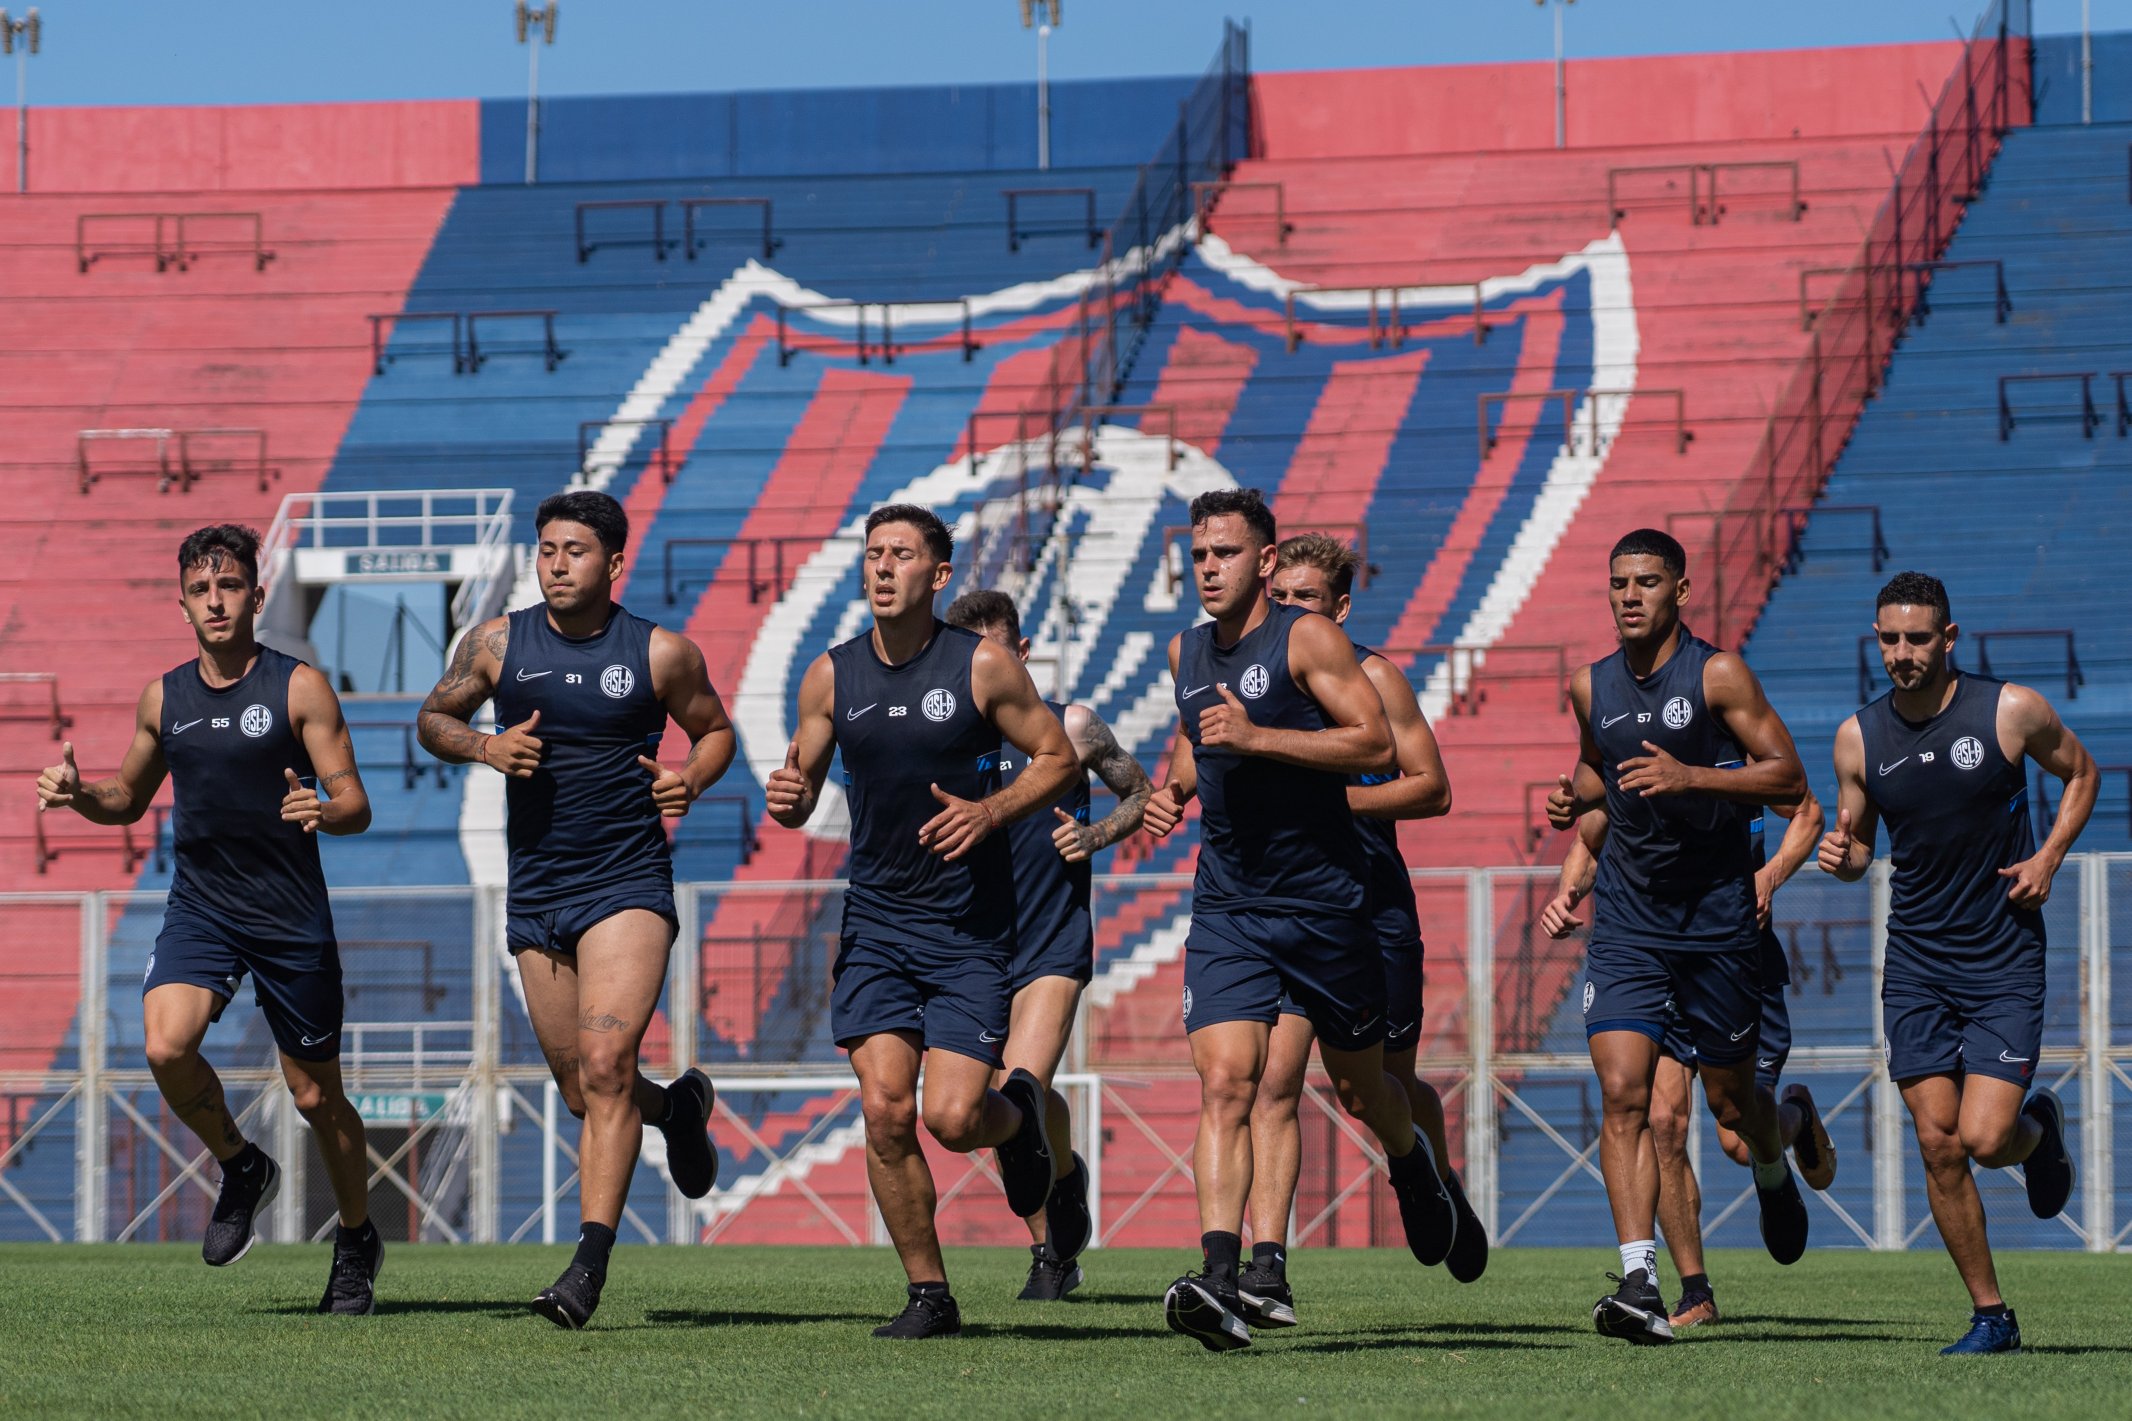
[416,618,508,766]
[286,663,371,835]
[38,680,169,825]
[1052,703,1153,862]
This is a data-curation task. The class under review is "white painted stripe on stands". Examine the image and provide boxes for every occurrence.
[1084,909,1191,1010]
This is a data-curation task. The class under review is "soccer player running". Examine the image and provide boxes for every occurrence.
[1817,571,2093,1356]
[942,590,1152,1302]
[416,490,735,1329]
[1143,490,1457,1354]
[37,524,383,1313]
[1545,528,1812,1346]
[1542,786,1837,1330]
[765,505,1074,1340]
[1237,532,1483,1330]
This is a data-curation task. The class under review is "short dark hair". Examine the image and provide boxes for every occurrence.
[944,589,1021,641]
[1189,487,1276,548]
[1877,570,1951,628]
[177,524,261,587]
[1609,527,1686,577]
[535,489,629,554]
[1275,533,1362,599]
[865,503,952,562]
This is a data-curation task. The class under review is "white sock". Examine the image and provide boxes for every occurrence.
[1752,1153,1789,1190]
[1618,1240,1657,1281]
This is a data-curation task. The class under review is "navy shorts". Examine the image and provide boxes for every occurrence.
[1582,939,1763,1068]
[1009,914,1094,993]
[1279,937,1424,1052]
[1883,970,2043,1088]
[507,885,678,957]
[147,908,344,1063]
[1661,977,1791,1091]
[1187,908,1385,1053]
[832,936,1012,1068]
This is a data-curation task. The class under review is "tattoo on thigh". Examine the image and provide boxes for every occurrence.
[580,1011,626,1033]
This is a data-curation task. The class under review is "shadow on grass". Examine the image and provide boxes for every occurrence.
[2020,1344,2132,1356]
[1284,1336,1575,1354]
[642,1308,883,1328]
[960,1321,1176,1342]
[255,1300,529,1318]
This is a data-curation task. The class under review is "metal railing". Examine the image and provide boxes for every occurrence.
[1688,4,2030,650]
[75,211,273,274]
[258,487,518,630]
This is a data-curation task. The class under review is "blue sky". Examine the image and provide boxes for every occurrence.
[7,2,2124,107]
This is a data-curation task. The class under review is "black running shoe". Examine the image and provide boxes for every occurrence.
[531,1263,604,1330]
[1784,1083,1837,1191]
[1592,1270,1675,1345]
[660,1067,720,1200]
[1017,1243,1083,1301]
[1388,1131,1457,1267]
[1164,1271,1252,1352]
[873,1288,962,1339]
[1233,1263,1297,1329]
[317,1226,384,1316]
[203,1150,281,1267]
[1045,1150,1093,1264]
[994,1068,1055,1219]
[2021,1089,2075,1220]
[1756,1163,1810,1265]
[1443,1169,1490,1284]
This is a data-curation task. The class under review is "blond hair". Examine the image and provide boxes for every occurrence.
[1275,532,1362,599]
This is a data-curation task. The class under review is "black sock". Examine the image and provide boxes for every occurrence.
[1977,1301,2009,1317]
[910,1280,951,1301]
[1680,1272,1709,1297]
[572,1222,617,1278]
[653,1081,676,1126]
[1251,1241,1287,1281]
[228,1141,264,1175]
[1386,1133,1429,1182]
[1201,1230,1242,1283]
[336,1220,377,1246]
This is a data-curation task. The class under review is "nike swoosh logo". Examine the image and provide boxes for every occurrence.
[170,719,203,735]
[977,1030,1003,1043]
[846,703,878,721]
[1181,685,1211,699]
[1600,713,1632,728]
[515,668,552,681]
[1998,1050,2030,1063]
[299,1033,333,1047]
[1729,1026,1753,1041]
[1878,757,1908,775]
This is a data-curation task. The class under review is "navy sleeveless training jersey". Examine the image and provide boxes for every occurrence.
[1003,699,1093,955]
[1856,673,2043,978]
[492,603,670,911]
[1351,644,1421,946]
[160,646,334,942]
[1588,632,1759,951]
[831,622,1013,953]
[1178,601,1364,916]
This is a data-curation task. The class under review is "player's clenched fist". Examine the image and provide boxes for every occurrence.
[918,782,995,862]
[1141,782,1188,839]
[483,710,544,778]
[1196,685,1261,754]
[637,755,693,819]
[1544,774,1576,831]
[1817,807,1860,878]
[36,741,80,812]
[280,767,324,833]
[1050,805,1097,863]
[1537,887,1583,939]
[765,739,812,827]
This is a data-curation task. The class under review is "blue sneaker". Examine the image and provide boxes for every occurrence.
[1940,1309,2021,1355]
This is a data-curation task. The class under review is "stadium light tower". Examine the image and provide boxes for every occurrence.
[514,1,558,185]
[1536,0,1572,150]
[1021,0,1061,171]
[0,7,40,194]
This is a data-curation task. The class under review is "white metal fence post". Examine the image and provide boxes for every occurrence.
[74,891,106,1243]
[1465,867,1497,1240]
[669,882,702,1245]
[1870,860,1904,1250]
[472,883,504,1244]
[2081,854,2112,1251]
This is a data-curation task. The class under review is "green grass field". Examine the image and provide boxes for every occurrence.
[5,1244,2128,1419]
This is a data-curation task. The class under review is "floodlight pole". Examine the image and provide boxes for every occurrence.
[515,2,558,185]
[1537,0,1573,150]
[1023,1,1061,172]
[2082,0,2093,125]
[1,8,40,194]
